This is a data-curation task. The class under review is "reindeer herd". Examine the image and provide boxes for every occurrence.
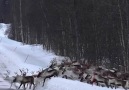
[4,59,129,90]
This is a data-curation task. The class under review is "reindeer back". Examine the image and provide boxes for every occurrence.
[13,75,23,82]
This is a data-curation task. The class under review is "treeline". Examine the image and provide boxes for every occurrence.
[0,0,11,23]
[9,0,129,71]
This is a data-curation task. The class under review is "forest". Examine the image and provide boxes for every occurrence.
[1,0,129,72]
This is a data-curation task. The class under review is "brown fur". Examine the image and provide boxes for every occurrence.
[13,75,35,90]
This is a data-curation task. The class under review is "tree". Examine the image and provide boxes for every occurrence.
[9,0,129,70]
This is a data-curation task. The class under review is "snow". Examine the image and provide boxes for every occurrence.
[0,23,124,90]
[0,23,10,37]
[0,24,58,75]
[0,76,15,89]
[37,77,123,90]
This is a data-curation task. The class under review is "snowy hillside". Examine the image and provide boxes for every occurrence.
[0,23,124,90]
[0,23,59,75]
[39,77,123,90]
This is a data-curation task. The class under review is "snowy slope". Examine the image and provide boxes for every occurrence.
[0,23,58,76]
[0,23,124,90]
[0,23,58,89]
[40,77,123,90]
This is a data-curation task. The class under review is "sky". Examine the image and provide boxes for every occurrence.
[0,23,124,90]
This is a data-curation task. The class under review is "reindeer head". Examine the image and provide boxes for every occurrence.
[31,71,35,75]
[37,70,45,78]
[59,64,64,70]
[23,72,26,77]
[14,72,18,76]
[19,68,28,76]
[37,72,41,78]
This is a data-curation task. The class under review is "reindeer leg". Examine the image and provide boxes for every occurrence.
[111,84,115,89]
[96,81,99,86]
[65,75,67,79]
[110,85,113,89]
[55,72,58,77]
[23,83,26,90]
[42,77,47,87]
[10,82,13,88]
[80,77,83,82]
[18,83,22,89]
[62,75,65,78]
[62,75,67,79]
[29,84,32,89]
[115,84,117,89]
[33,83,36,90]
[26,83,28,88]
[105,81,109,88]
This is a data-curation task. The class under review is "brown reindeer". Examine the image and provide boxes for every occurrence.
[37,68,58,86]
[12,75,35,90]
[118,73,129,80]
[107,77,127,89]
[10,69,35,90]
[90,73,109,87]
[79,72,91,82]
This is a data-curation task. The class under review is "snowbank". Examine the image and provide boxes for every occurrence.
[37,77,123,90]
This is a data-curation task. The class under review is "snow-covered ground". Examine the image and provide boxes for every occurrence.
[0,23,124,90]
[40,77,124,90]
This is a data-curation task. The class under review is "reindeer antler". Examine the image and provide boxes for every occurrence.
[19,69,23,75]
[36,71,40,73]
[42,68,44,71]
[26,68,29,74]
[23,72,26,76]
[6,70,10,75]
[22,68,25,72]
[39,68,42,72]
[31,71,34,75]
[14,72,18,75]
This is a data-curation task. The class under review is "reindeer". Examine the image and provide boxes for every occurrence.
[124,80,129,90]
[90,72,109,87]
[12,75,35,90]
[3,70,11,80]
[61,65,80,80]
[115,79,126,89]
[113,72,129,89]
[79,72,91,82]
[106,76,127,89]
[10,69,35,90]
[10,72,20,89]
[118,73,129,81]
[37,67,59,86]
